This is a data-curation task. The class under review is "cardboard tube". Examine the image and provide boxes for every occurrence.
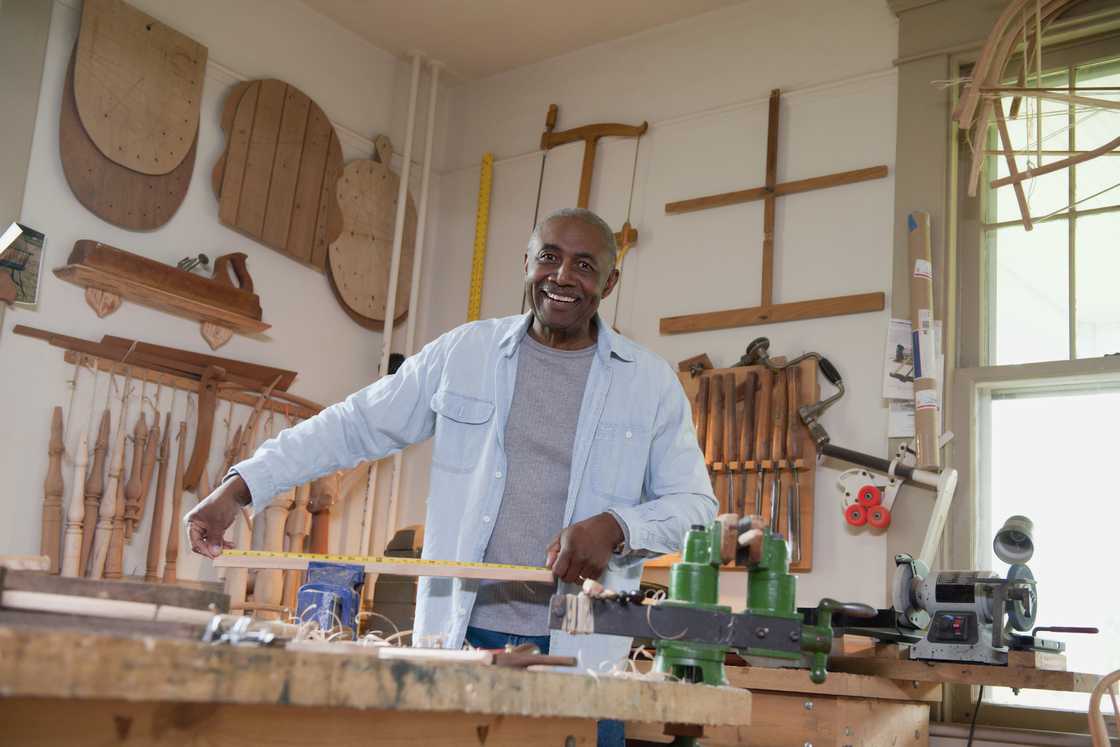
[907,211,940,470]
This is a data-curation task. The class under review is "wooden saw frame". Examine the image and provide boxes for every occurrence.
[539,105,647,258]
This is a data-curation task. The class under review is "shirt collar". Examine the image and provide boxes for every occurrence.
[499,312,637,364]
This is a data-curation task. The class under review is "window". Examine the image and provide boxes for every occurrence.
[951,38,1120,728]
[982,57,1120,365]
[979,384,1120,712]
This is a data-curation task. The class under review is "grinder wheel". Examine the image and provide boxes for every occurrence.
[1006,563,1038,632]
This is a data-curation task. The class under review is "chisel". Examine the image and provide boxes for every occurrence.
[737,373,757,516]
[709,375,726,513]
[724,374,737,518]
[753,371,772,514]
[769,369,787,530]
[697,376,711,490]
[786,366,802,563]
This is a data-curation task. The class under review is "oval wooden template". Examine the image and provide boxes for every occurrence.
[327,157,416,327]
[60,49,196,232]
[214,79,343,271]
[74,0,206,176]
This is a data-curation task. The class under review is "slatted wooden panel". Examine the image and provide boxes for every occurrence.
[326,154,416,328]
[214,80,343,271]
[60,50,194,231]
[73,0,206,176]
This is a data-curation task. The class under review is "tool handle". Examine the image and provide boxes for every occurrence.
[819,442,917,481]
[213,252,254,293]
[786,367,801,460]
[739,373,757,462]
[818,357,842,386]
[1033,626,1099,635]
[696,377,710,463]
[724,374,737,464]
[754,371,772,461]
[770,370,786,462]
[710,376,724,463]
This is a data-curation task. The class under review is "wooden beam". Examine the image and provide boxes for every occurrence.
[991,132,1120,188]
[761,89,781,308]
[665,166,888,215]
[213,550,555,583]
[992,99,1033,230]
[830,654,1101,693]
[660,292,886,335]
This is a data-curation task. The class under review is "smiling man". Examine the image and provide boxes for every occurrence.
[185,208,715,717]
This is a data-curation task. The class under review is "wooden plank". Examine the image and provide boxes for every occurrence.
[261,85,311,250]
[628,691,929,747]
[211,81,253,197]
[213,550,554,583]
[73,0,206,175]
[761,89,780,307]
[0,628,754,727]
[724,664,941,703]
[62,352,320,420]
[59,52,195,231]
[664,166,888,215]
[54,265,269,334]
[829,654,1101,693]
[1,698,598,746]
[287,104,333,263]
[99,335,297,392]
[218,80,259,227]
[236,79,287,239]
[660,292,886,335]
[0,569,227,610]
[62,241,262,319]
[311,131,345,267]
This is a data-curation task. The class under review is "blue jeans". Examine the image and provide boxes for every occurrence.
[465,627,625,747]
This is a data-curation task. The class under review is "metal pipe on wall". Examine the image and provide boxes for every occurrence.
[384,60,442,553]
[359,51,423,556]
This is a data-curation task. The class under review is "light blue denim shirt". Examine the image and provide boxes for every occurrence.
[233,313,716,669]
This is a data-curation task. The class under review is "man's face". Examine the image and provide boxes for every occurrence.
[524,217,619,338]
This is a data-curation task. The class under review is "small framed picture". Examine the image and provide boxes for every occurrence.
[0,222,46,307]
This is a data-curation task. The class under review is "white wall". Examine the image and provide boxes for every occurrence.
[421,0,901,608]
[0,0,404,580]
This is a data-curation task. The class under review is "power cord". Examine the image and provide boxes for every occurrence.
[966,685,985,746]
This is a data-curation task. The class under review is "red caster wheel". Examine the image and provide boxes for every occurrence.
[868,505,892,529]
[856,484,882,507]
[844,503,868,527]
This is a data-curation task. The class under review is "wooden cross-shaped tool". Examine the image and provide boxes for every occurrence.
[659,89,888,335]
[540,104,646,261]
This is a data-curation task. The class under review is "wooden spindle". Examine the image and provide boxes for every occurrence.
[41,407,65,574]
[281,482,312,611]
[134,411,161,537]
[254,488,295,620]
[163,421,188,584]
[60,431,89,577]
[122,414,148,539]
[80,410,110,575]
[144,414,172,582]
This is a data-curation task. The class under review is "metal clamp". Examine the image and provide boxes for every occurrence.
[203,615,278,647]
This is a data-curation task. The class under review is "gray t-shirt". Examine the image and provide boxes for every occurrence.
[469,333,595,635]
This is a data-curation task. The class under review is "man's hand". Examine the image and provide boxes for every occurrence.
[184,474,251,559]
[545,512,625,584]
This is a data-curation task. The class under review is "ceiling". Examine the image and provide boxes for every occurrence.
[301,0,748,80]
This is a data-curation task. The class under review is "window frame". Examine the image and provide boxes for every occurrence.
[948,30,1120,731]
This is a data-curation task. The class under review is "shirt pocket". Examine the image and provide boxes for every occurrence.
[430,389,494,474]
[590,422,650,505]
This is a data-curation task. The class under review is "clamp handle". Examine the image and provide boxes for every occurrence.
[805,598,876,683]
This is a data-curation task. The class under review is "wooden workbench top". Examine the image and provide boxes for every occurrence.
[0,627,752,727]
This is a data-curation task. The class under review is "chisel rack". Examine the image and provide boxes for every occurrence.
[653,360,818,573]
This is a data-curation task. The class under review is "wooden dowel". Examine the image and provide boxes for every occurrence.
[664,166,888,215]
[90,402,128,579]
[135,412,161,533]
[122,414,149,540]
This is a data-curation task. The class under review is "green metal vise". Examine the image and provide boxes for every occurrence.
[653,517,875,685]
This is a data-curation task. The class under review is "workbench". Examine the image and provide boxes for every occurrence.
[0,626,751,745]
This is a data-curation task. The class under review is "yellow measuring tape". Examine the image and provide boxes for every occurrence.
[466,152,493,322]
[220,549,546,575]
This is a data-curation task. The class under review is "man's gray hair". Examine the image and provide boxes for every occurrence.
[528,207,618,268]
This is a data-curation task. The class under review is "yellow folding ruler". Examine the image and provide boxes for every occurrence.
[466,152,493,322]
[214,549,552,583]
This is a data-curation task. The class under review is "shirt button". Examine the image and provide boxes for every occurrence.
[483,515,491,523]
[625,430,633,439]
[495,471,503,479]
